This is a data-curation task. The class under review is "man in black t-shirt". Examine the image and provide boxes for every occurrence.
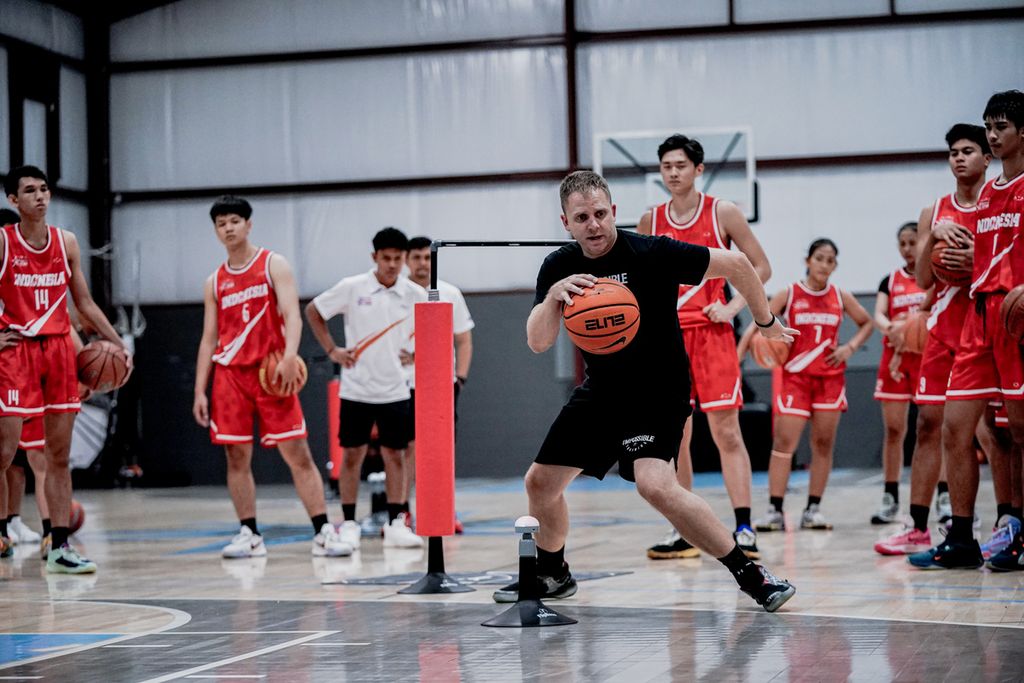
[493,170,797,612]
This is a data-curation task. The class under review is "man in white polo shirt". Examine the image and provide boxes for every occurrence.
[401,236,474,530]
[305,227,427,549]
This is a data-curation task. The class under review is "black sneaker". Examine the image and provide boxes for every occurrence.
[647,529,701,559]
[740,565,795,613]
[734,526,760,560]
[986,532,1024,572]
[492,571,578,603]
[907,539,984,570]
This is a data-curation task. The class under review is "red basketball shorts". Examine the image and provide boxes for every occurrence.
[946,293,1024,402]
[914,331,957,405]
[874,345,922,402]
[683,322,743,411]
[18,416,44,450]
[775,371,847,418]
[0,334,80,418]
[210,364,307,447]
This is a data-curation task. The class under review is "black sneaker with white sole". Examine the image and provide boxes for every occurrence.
[492,571,578,603]
[740,565,795,612]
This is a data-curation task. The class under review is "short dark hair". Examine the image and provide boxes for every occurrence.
[897,222,917,238]
[945,123,991,155]
[0,208,19,225]
[559,170,612,210]
[808,238,838,259]
[408,236,432,251]
[4,165,48,197]
[373,227,408,252]
[657,134,704,165]
[209,195,252,222]
[983,90,1024,128]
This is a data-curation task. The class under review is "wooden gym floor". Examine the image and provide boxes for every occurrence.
[1,468,1022,681]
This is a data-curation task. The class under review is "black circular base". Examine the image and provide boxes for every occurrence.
[398,572,475,594]
[481,599,578,627]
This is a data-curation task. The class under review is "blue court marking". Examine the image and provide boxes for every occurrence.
[458,470,814,495]
[0,633,123,666]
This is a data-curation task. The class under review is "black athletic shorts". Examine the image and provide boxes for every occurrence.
[12,451,28,468]
[535,385,689,482]
[339,398,411,450]
[408,384,461,440]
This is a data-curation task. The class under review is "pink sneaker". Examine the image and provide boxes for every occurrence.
[874,527,932,556]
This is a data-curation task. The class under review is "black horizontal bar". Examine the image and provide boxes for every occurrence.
[0,32,86,71]
[433,240,571,247]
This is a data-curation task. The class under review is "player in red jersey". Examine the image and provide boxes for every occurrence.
[193,196,350,560]
[869,223,927,524]
[876,124,1002,556]
[752,239,873,532]
[911,91,1024,570]
[0,165,129,572]
[638,135,771,559]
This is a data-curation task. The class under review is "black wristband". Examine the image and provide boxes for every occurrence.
[455,376,467,386]
[755,314,776,329]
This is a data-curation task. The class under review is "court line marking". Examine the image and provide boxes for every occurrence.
[139,631,338,683]
[185,677,266,680]
[0,602,192,671]
[0,676,44,680]
[103,644,175,648]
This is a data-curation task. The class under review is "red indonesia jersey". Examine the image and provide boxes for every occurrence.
[211,248,285,367]
[970,174,1024,297]
[650,194,729,329]
[782,282,844,376]
[0,224,71,337]
[884,268,926,349]
[927,194,976,347]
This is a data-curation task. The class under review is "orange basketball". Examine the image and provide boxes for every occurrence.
[902,310,929,354]
[77,340,131,393]
[259,350,308,396]
[931,239,972,287]
[750,333,790,369]
[562,278,640,355]
[69,499,85,535]
[1000,284,1024,343]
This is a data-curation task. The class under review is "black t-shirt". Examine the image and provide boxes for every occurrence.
[878,275,889,295]
[533,229,710,395]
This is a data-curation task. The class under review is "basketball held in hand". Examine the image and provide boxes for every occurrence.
[931,239,973,287]
[901,311,929,354]
[77,340,131,393]
[259,350,308,396]
[750,333,791,369]
[1001,284,1024,343]
[562,278,640,355]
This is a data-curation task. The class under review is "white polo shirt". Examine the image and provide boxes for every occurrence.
[405,278,475,389]
[313,269,427,404]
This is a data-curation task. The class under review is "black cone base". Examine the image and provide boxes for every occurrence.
[481,599,577,627]
[398,571,474,594]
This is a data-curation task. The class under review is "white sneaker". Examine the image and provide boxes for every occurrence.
[801,504,833,530]
[338,520,361,551]
[312,524,352,557]
[8,516,41,544]
[870,493,899,525]
[383,514,424,548]
[754,507,785,532]
[222,526,267,559]
[935,491,952,523]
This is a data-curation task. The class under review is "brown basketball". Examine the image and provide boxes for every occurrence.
[562,278,640,355]
[77,340,131,393]
[1000,284,1024,343]
[902,310,929,354]
[750,333,791,369]
[931,239,973,287]
[69,499,85,535]
[259,350,308,396]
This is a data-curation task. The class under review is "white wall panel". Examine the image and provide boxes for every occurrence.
[23,100,46,166]
[110,48,567,192]
[896,0,1024,12]
[111,0,563,62]
[0,0,84,60]
[576,0,729,31]
[111,181,564,304]
[734,0,889,23]
[48,197,89,286]
[59,67,87,191]
[578,21,1024,165]
[0,47,7,174]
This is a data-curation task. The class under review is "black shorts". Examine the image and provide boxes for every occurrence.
[12,451,28,468]
[535,385,689,482]
[408,383,461,441]
[339,398,411,450]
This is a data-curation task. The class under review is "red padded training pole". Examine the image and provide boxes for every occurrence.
[327,376,342,483]
[414,301,455,537]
